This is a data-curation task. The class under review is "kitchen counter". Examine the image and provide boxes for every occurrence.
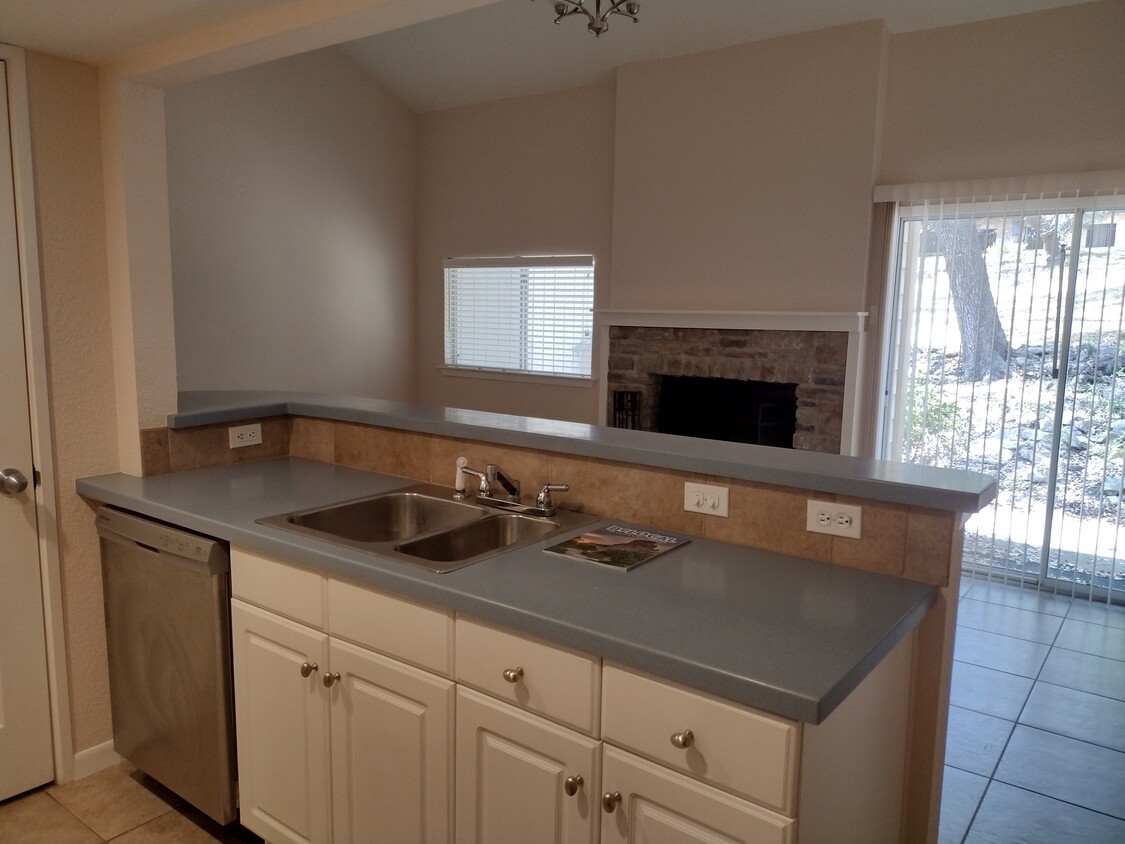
[78,457,936,725]
[171,389,996,512]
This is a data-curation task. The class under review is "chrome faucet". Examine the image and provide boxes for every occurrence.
[486,464,521,502]
[452,457,568,517]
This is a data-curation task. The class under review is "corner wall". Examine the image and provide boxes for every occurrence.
[164,48,417,400]
[26,52,119,754]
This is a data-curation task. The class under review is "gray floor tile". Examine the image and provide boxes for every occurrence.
[938,766,988,844]
[963,581,1073,617]
[964,781,1125,844]
[960,579,976,598]
[1055,617,1125,661]
[1067,600,1125,631]
[956,599,1063,644]
[945,706,1014,777]
[1020,682,1125,752]
[954,626,1050,678]
[994,725,1125,819]
[1039,648,1125,702]
[950,661,1034,721]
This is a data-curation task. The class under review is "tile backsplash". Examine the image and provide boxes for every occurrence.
[143,416,959,586]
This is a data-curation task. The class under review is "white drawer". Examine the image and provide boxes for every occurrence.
[328,578,453,677]
[231,547,326,629]
[455,617,600,736]
[602,663,800,816]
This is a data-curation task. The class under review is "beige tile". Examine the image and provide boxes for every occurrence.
[334,423,431,480]
[139,427,170,476]
[706,481,833,561]
[904,507,957,586]
[48,763,174,841]
[167,418,289,472]
[548,454,706,533]
[0,791,100,844]
[830,500,909,576]
[108,809,238,844]
[288,416,335,462]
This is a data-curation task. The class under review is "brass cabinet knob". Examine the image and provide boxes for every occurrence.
[564,775,583,797]
[601,791,622,813]
[323,671,341,688]
[670,729,695,749]
[502,666,524,683]
[300,662,318,678]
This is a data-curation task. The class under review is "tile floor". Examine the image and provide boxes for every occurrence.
[3,576,1123,843]
[0,762,261,844]
[940,575,1125,844]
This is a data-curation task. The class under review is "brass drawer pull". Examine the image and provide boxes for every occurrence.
[502,666,524,683]
[670,729,695,749]
[564,775,583,797]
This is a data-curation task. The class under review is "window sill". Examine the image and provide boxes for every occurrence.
[439,367,595,388]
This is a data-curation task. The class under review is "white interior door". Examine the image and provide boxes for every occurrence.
[0,57,54,800]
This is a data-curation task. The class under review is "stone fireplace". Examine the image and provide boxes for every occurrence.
[606,326,848,453]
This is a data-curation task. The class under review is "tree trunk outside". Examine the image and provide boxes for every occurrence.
[938,219,1011,381]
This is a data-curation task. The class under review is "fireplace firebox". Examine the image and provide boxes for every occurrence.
[657,376,797,447]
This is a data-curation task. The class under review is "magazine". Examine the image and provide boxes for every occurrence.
[544,525,689,571]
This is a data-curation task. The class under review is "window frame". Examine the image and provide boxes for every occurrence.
[442,255,595,383]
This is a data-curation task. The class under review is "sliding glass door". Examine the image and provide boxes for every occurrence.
[880,193,1124,602]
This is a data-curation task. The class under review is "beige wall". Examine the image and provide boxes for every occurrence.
[611,20,888,314]
[415,81,616,421]
[880,0,1125,184]
[165,48,417,399]
[25,53,118,751]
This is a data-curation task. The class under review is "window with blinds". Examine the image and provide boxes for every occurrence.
[444,256,594,378]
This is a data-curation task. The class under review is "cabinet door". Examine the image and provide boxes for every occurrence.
[600,746,795,844]
[232,600,331,844]
[329,638,455,844]
[456,687,599,844]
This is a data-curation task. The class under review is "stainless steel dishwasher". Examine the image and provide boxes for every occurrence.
[96,506,237,825]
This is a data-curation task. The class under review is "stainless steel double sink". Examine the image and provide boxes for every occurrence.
[257,483,597,572]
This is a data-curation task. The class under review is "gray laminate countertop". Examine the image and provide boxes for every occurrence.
[171,390,996,512]
[78,457,937,725]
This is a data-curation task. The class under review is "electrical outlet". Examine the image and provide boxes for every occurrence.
[684,482,729,517]
[806,500,862,539]
[228,423,262,449]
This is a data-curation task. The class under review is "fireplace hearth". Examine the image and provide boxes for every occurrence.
[607,326,846,453]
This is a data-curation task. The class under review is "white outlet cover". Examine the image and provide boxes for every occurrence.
[805,499,862,539]
[228,423,262,449]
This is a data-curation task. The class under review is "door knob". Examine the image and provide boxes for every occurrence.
[1,468,28,495]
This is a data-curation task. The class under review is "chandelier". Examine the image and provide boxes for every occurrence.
[537,1,641,37]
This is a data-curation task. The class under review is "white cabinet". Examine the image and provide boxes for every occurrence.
[455,687,600,844]
[232,600,331,844]
[600,745,795,844]
[231,549,454,844]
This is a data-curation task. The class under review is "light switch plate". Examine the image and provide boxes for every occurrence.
[684,482,729,517]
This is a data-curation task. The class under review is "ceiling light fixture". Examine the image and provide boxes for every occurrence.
[538,0,640,37]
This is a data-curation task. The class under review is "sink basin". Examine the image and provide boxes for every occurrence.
[257,482,599,573]
[395,514,560,564]
[270,487,484,543]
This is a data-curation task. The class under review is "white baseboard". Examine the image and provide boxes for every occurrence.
[70,740,121,781]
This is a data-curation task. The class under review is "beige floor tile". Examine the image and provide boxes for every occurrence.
[108,810,222,844]
[0,790,101,844]
[47,763,173,840]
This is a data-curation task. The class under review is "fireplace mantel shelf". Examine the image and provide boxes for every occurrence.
[599,310,868,333]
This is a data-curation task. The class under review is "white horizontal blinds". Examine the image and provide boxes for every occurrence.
[444,256,594,377]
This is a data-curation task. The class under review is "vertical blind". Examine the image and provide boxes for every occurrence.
[444,256,594,378]
[877,179,1125,603]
